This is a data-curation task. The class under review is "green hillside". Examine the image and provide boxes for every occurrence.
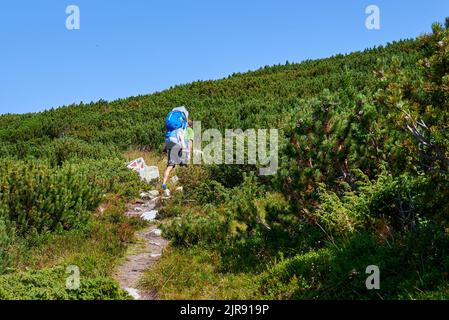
[1,21,449,299]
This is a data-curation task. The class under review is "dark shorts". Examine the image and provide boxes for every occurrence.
[165,141,183,167]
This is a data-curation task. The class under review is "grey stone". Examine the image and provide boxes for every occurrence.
[148,190,160,199]
[140,191,148,198]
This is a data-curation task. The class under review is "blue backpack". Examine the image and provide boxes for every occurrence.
[166,110,187,131]
[165,110,187,143]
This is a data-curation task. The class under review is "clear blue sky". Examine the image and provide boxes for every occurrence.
[0,0,448,115]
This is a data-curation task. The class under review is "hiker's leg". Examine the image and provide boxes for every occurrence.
[162,165,174,185]
[163,142,181,187]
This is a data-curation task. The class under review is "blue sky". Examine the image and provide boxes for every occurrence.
[0,0,448,115]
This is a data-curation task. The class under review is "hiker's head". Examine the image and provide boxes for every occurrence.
[188,120,193,128]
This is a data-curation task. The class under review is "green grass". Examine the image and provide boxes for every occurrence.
[0,266,130,300]
[139,246,263,300]
[0,193,146,300]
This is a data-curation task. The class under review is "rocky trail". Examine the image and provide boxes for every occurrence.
[114,191,169,300]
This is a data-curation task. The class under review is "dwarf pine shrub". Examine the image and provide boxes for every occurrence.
[0,160,102,236]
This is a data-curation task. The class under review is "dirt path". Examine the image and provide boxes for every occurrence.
[114,194,169,300]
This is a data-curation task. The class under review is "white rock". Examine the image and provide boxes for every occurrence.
[170,175,179,184]
[152,229,162,236]
[150,254,161,258]
[143,166,160,183]
[140,192,150,199]
[134,207,143,212]
[175,186,183,192]
[128,158,160,184]
[148,190,160,199]
[125,288,140,300]
[140,210,158,221]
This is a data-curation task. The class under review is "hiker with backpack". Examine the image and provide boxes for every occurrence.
[162,106,189,195]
